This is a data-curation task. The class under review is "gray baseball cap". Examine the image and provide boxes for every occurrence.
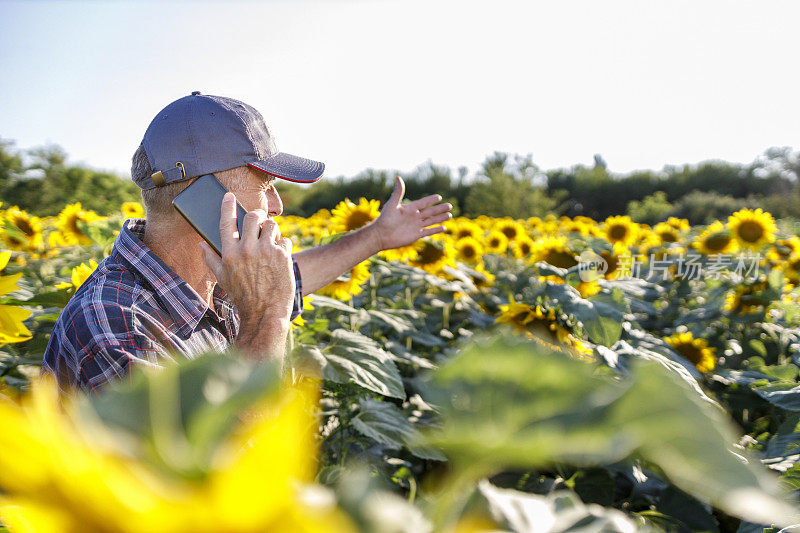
[134,91,325,190]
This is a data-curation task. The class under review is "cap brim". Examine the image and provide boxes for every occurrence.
[247,152,325,184]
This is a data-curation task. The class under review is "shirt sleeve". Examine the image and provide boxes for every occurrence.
[77,342,137,393]
[291,258,304,321]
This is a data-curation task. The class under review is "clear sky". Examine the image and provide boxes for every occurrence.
[1,0,798,180]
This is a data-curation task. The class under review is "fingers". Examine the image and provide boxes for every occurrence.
[420,203,452,221]
[406,193,443,211]
[421,226,446,238]
[219,192,239,253]
[261,219,281,244]
[386,175,406,207]
[422,213,452,227]
[241,209,267,244]
[198,241,222,279]
[277,236,293,254]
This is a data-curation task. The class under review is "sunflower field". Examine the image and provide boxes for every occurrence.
[1,196,800,532]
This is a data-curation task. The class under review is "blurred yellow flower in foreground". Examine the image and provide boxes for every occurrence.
[0,251,32,344]
[0,378,354,533]
[55,260,99,291]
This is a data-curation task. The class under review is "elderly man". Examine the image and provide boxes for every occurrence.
[41,92,452,392]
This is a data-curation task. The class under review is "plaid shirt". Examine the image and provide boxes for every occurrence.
[41,218,303,393]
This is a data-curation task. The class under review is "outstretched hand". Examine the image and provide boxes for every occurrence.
[372,176,453,251]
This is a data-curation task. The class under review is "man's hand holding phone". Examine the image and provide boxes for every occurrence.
[199,192,296,360]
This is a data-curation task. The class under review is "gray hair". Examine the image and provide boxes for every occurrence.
[131,143,253,219]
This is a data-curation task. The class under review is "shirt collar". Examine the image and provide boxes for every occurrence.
[111,218,229,338]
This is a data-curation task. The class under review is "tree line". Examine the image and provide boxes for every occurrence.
[2,137,798,225]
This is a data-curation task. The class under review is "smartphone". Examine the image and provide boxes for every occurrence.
[172,173,248,256]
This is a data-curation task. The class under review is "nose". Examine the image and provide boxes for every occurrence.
[268,187,283,217]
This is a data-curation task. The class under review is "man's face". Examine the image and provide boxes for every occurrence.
[226,168,284,218]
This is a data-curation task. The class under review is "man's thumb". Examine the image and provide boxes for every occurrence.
[387,175,405,207]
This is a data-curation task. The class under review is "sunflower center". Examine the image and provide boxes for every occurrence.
[13,217,34,236]
[674,343,703,366]
[544,250,578,269]
[608,225,628,241]
[601,252,619,274]
[345,211,374,231]
[704,232,731,253]
[417,242,444,264]
[460,245,477,260]
[500,226,518,239]
[658,230,678,243]
[519,242,531,255]
[738,220,764,243]
[774,244,792,259]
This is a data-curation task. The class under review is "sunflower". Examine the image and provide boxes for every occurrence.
[483,231,509,255]
[496,219,526,242]
[723,279,771,314]
[330,198,381,233]
[474,215,495,231]
[410,238,456,275]
[560,219,594,236]
[380,243,419,264]
[455,236,484,264]
[512,236,535,260]
[602,215,639,247]
[451,220,483,241]
[637,229,663,254]
[318,261,371,301]
[665,331,716,373]
[292,296,314,327]
[56,203,103,246]
[781,254,800,285]
[728,208,777,251]
[121,201,145,219]
[55,260,99,291]
[539,274,601,299]
[653,221,683,244]
[665,217,690,232]
[470,263,495,289]
[0,378,356,533]
[531,236,578,269]
[766,237,800,267]
[693,221,738,256]
[496,297,592,359]
[1,206,44,252]
[0,251,32,344]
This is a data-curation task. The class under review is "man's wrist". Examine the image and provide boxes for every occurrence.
[235,314,291,361]
[360,219,386,255]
